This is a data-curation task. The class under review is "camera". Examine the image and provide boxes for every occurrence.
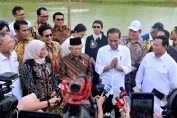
[162,88,177,118]
[0,72,18,118]
[60,73,96,118]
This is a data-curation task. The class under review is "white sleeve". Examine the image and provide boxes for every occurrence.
[95,49,105,75]
[135,56,146,90]
[61,39,69,57]
[121,48,132,74]
[169,61,177,89]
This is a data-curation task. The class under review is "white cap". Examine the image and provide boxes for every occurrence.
[128,20,142,31]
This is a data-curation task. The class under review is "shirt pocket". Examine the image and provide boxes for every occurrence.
[156,66,168,74]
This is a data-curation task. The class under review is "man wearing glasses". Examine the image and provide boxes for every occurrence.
[0,31,22,100]
[38,24,62,82]
[52,12,71,44]
[31,7,50,40]
[9,6,31,38]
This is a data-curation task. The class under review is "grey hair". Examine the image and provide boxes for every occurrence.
[0,31,8,44]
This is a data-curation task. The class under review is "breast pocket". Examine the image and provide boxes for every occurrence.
[157,67,167,74]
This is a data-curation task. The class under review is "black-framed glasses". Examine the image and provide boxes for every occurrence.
[40,15,49,19]
[44,33,53,38]
[93,26,101,29]
[56,18,64,21]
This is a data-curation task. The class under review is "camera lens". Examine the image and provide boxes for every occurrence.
[70,83,81,93]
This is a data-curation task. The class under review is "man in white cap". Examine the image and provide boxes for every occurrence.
[120,20,148,95]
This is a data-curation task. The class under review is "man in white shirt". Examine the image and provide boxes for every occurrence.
[9,6,31,37]
[95,28,131,117]
[136,35,177,114]
[0,31,22,100]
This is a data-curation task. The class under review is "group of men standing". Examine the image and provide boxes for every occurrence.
[0,5,177,117]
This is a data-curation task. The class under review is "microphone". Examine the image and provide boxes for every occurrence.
[115,97,125,109]
[101,84,112,97]
[95,78,105,93]
[119,87,128,98]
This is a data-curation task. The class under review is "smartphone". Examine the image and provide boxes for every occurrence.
[152,88,164,100]
[130,93,154,118]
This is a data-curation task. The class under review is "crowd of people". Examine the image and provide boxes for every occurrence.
[0,5,177,118]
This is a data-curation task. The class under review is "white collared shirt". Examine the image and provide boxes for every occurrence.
[0,51,22,100]
[93,33,102,40]
[61,35,85,57]
[136,52,177,107]
[95,45,132,94]
[9,20,31,37]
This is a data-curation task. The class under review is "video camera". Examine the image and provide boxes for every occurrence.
[0,72,18,118]
[162,88,177,118]
[60,73,96,118]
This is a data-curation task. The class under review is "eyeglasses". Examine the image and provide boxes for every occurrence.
[40,15,49,19]
[93,26,101,29]
[17,13,25,17]
[44,34,53,38]
[56,18,64,21]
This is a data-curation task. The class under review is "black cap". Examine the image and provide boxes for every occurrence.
[70,37,82,45]
[152,22,164,30]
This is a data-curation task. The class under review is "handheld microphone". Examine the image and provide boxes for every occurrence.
[115,97,125,109]
[101,84,112,97]
[95,78,104,91]
[119,87,128,98]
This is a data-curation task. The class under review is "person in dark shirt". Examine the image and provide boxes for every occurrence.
[155,29,177,63]
[85,20,108,96]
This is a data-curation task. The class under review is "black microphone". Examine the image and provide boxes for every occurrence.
[101,84,112,97]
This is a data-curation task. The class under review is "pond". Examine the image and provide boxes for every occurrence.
[0,1,177,37]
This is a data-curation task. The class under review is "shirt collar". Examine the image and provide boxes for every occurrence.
[0,52,7,61]
[46,41,54,48]
[93,33,102,40]
[108,45,120,52]
[152,51,168,61]
[0,51,14,61]
[124,36,142,44]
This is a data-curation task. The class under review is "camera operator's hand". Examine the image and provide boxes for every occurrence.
[120,103,130,118]
[162,95,168,102]
[153,113,163,118]
[48,96,61,107]
[95,95,106,118]
[95,95,106,107]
